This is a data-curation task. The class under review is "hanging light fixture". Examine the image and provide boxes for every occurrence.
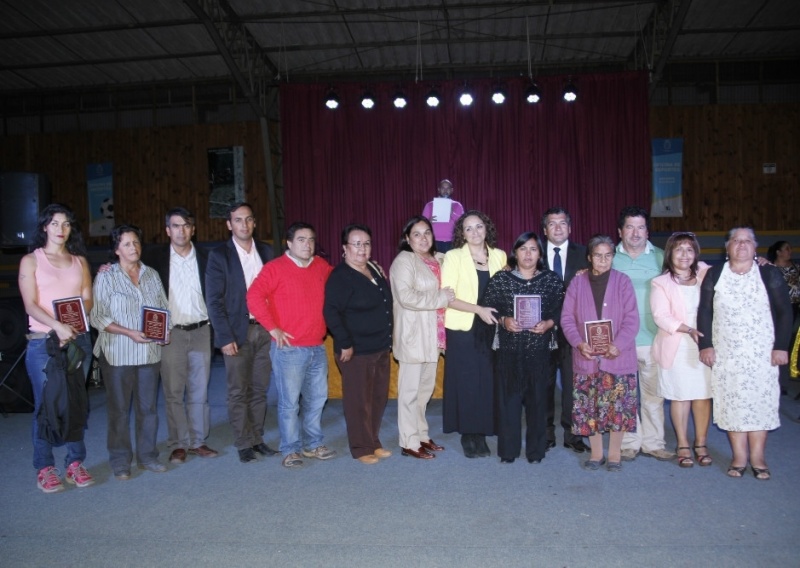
[562,79,577,102]
[324,88,339,110]
[392,90,408,108]
[491,84,507,105]
[425,88,441,107]
[458,85,474,107]
[525,83,542,104]
[524,16,542,104]
[361,90,376,109]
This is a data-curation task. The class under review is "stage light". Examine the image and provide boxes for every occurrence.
[324,89,339,110]
[459,88,474,107]
[563,80,577,102]
[525,83,542,104]
[361,91,376,109]
[491,85,507,105]
[426,89,441,107]
[392,91,407,108]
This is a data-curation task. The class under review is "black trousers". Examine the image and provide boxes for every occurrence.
[547,340,581,444]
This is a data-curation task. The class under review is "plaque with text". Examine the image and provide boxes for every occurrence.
[514,295,542,329]
[585,319,613,356]
[141,306,169,343]
[52,297,89,334]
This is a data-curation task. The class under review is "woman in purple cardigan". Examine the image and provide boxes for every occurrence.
[561,235,640,472]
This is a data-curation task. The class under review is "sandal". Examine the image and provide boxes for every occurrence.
[727,464,746,478]
[693,445,713,467]
[676,447,694,468]
[752,466,771,481]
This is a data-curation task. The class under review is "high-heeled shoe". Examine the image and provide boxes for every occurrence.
[693,445,712,466]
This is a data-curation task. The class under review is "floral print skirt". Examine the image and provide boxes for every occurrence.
[572,371,638,436]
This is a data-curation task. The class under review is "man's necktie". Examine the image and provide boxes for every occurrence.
[553,247,563,280]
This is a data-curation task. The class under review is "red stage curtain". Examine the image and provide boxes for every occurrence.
[280,72,650,267]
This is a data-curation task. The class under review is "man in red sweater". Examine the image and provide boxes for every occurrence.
[246,222,336,468]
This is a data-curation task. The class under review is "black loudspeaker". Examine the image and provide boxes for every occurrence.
[0,297,28,354]
[0,172,51,247]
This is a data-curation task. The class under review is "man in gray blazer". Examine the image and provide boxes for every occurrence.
[542,207,590,453]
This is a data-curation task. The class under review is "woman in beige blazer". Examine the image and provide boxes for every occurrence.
[390,216,455,459]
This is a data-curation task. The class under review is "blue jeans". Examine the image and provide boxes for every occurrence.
[26,333,93,471]
[270,343,328,455]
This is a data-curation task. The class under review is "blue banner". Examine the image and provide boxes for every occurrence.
[87,162,114,237]
[651,138,683,217]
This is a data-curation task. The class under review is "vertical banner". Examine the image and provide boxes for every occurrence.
[208,146,245,218]
[651,138,683,218]
[87,162,114,236]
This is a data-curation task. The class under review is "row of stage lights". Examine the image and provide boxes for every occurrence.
[324,81,578,110]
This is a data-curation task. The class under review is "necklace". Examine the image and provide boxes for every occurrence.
[472,258,486,266]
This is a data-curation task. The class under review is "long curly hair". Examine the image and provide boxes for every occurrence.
[30,203,87,257]
[451,209,498,250]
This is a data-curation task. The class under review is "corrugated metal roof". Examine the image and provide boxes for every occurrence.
[0,0,796,96]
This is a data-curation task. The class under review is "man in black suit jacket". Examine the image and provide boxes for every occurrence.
[542,207,590,453]
[205,202,276,464]
[145,207,219,466]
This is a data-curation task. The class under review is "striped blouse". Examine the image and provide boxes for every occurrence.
[90,262,169,366]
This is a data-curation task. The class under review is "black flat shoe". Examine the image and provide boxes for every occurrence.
[563,439,588,453]
[545,440,556,452]
[253,443,278,457]
[461,434,478,458]
[238,448,257,463]
[475,435,491,457]
[500,458,515,464]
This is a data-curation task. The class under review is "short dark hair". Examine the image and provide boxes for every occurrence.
[767,240,789,263]
[617,206,650,231]
[109,224,143,263]
[31,203,87,256]
[508,231,546,271]
[398,215,436,254]
[341,223,372,245]
[286,222,315,243]
[540,207,572,232]
[227,201,253,221]
[165,207,194,227]
[452,210,498,249]
[662,232,700,280]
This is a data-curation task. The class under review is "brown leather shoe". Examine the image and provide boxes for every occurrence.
[169,448,187,464]
[421,439,445,452]
[188,445,219,458]
[402,447,435,459]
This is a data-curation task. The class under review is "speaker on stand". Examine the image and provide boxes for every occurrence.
[0,297,33,414]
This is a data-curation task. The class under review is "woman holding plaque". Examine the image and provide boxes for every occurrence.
[90,224,169,480]
[697,228,792,480]
[441,210,506,458]
[19,204,95,493]
[483,232,564,464]
[650,232,713,468]
[561,235,639,472]
[390,216,454,459]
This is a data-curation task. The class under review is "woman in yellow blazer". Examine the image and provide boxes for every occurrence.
[441,210,507,457]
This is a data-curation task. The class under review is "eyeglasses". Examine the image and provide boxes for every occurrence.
[347,241,372,249]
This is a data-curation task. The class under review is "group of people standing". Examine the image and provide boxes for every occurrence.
[21,187,794,492]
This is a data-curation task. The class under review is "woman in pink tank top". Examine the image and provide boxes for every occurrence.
[18,203,94,493]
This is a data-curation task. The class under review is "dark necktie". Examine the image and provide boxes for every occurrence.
[553,247,563,280]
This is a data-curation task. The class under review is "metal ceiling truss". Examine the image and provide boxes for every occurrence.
[184,0,283,251]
